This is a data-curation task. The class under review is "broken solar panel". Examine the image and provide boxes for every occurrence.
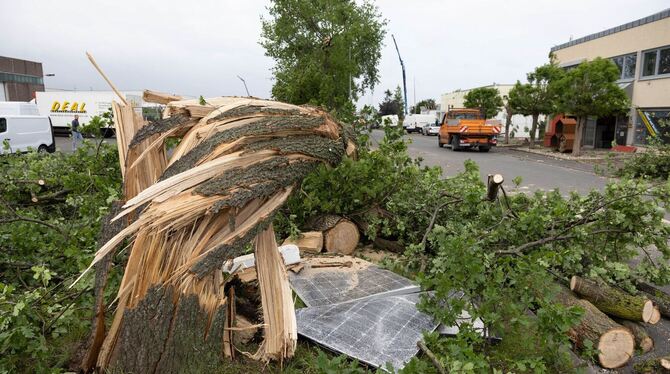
[296,293,438,371]
[289,259,419,307]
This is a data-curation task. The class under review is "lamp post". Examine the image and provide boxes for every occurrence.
[237,75,250,97]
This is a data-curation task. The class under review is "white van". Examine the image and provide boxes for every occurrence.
[404,114,437,134]
[380,115,399,127]
[0,115,56,154]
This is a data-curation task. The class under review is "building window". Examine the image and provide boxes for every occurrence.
[610,53,636,80]
[641,46,670,78]
[0,118,6,133]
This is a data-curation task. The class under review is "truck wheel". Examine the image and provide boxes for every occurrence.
[452,136,461,151]
[438,135,444,148]
[38,145,48,153]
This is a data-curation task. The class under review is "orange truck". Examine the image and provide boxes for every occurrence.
[437,108,500,152]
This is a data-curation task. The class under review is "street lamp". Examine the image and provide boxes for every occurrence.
[237,75,250,97]
[44,73,55,77]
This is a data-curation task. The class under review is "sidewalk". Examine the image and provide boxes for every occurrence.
[505,144,632,162]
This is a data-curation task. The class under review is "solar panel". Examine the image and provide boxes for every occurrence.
[295,293,438,371]
[289,260,419,307]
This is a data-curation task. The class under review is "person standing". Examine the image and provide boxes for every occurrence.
[71,115,83,151]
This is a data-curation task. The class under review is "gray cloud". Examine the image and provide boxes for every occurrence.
[1,0,667,108]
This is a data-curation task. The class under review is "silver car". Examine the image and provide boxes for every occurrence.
[421,122,440,136]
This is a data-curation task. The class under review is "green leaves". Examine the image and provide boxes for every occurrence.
[261,0,387,113]
[463,87,503,119]
[0,142,121,372]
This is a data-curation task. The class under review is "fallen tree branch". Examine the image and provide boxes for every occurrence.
[417,340,447,374]
[496,229,622,256]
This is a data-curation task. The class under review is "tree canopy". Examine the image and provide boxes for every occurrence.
[508,64,564,146]
[378,87,404,117]
[261,0,387,115]
[463,87,503,119]
[554,58,629,155]
[410,98,436,114]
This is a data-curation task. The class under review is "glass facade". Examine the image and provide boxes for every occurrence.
[0,72,44,85]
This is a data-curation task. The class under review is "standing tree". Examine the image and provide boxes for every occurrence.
[410,98,436,114]
[393,85,405,120]
[502,95,515,144]
[378,88,401,116]
[463,87,503,119]
[508,64,563,147]
[261,0,387,117]
[554,58,630,156]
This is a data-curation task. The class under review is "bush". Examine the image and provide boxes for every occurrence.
[0,143,122,372]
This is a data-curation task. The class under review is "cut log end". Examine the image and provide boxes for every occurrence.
[640,336,654,354]
[662,357,670,370]
[491,174,504,184]
[649,306,661,324]
[324,219,359,255]
[598,328,635,369]
[642,300,655,324]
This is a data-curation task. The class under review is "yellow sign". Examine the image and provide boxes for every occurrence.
[50,101,87,113]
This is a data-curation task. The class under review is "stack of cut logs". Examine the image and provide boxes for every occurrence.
[561,275,668,369]
[283,214,360,255]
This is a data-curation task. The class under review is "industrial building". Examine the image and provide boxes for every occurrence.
[0,56,45,102]
[441,83,536,138]
[550,8,670,147]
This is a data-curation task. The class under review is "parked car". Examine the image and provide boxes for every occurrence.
[421,120,441,136]
[0,114,56,154]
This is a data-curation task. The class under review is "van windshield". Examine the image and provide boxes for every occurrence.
[449,112,481,120]
[0,118,6,133]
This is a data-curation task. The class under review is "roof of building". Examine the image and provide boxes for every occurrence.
[551,8,670,52]
[442,83,514,96]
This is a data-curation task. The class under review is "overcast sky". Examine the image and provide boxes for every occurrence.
[1,0,667,108]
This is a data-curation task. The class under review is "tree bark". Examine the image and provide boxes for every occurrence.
[504,106,512,144]
[554,287,634,369]
[570,276,656,323]
[572,117,585,156]
[529,113,539,148]
[106,285,228,373]
[373,237,404,253]
[635,355,670,373]
[636,281,670,319]
[80,201,126,373]
[616,319,653,354]
[486,174,504,201]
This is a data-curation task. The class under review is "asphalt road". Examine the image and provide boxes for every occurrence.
[370,130,611,195]
[54,135,116,153]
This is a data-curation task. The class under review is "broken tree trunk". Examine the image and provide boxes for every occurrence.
[616,319,654,354]
[555,287,634,369]
[324,218,360,255]
[282,231,323,254]
[636,280,670,319]
[79,56,354,374]
[570,276,656,323]
[486,174,504,201]
[253,224,297,362]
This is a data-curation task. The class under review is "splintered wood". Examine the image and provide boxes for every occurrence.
[78,75,353,371]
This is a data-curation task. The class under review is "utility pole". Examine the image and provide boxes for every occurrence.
[391,34,408,116]
[237,75,250,96]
